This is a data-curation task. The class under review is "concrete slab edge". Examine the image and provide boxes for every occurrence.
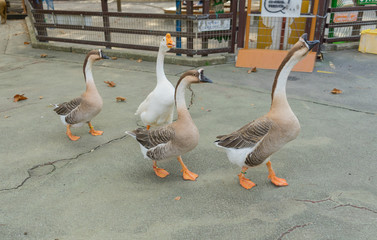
[24,17,229,67]
[322,42,359,51]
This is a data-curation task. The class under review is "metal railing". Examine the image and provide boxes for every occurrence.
[26,0,238,57]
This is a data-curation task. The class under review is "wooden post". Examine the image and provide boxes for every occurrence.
[229,0,237,53]
[237,0,246,48]
[243,0,252,49]
[31,0,48,42]
[117,0,121,12]
[101,0,111,49]
[201,0,210,56]
[314,0,331,52]
[187,0,194,57]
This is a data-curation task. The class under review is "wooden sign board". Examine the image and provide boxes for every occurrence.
[236,48,317,72]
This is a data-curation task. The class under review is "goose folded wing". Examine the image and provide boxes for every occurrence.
[216,117,273,149]
[134,126,175,149]
[54,97,82,115]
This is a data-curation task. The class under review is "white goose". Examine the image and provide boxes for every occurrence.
[127,69,212,180]
[215,34,319,189]
[135,33,176,130]
[54,49,109,141]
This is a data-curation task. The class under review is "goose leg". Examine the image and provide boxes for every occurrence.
[153,160,169,178]
[66,124,80,141]
[177,156,198,181]
[88,122,103,136]
[266,161,288,186]
[238,166,256,189]
[146,125,151,130]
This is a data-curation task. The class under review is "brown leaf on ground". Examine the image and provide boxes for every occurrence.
[247,67,257,73]
[136,59,143,63]
[111,57,118,60]
[24,42,30,45]
[331,88,342,94]
[174,196,181,201]
[39,96,44,99]
[116,97,126,102]
[104,81,116,87]
[4,115,10,118]
[13,94,28,102]
[40,54,48,58]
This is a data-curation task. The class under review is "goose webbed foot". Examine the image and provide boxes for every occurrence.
[266,161,288,187]
[88,122,103,136]
[66,125,80,141]
[153,161,169,178]
[238,166,255,190]
[177,156,198,181]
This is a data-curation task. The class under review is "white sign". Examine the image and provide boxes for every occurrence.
[198,19,231,32]
[261,0,303,18]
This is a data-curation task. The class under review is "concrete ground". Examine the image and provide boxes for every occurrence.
[1,19,377,240]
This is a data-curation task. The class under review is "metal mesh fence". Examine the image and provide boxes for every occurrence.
[29,0,234,55]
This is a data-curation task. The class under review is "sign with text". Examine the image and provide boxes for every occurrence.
[261,0,303,17]
[333,12,358,23]
[198,19,231,32]
[357,0,377,5]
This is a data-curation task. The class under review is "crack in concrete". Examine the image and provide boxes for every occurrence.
[333,204,377,214]
[0,135,128,192]
[295,197,335,204]
[277,223,312,240]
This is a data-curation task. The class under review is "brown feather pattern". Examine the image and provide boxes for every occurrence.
[216,117,273,149]
[54,97,82,116]
[133,126,175,149]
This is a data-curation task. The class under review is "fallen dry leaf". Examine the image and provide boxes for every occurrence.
[104,81,116,87]
[13,94,28,102]
[136,59,143,63]
[247,67,257,73]
[39,96,43,99]
[111,57,118,60]
[4,115,10,118]
[200,107,204,110]
[174,196,181,201]
[24,42,30,45]
[116,97,126,102]
[331,88,342,94]
[329,61,335,69]
[40,54,48,58]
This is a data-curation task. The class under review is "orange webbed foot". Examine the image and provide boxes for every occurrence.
[238,174,256,190]
[67,134,80,141]
[89,129,104,136]
[181,168,198,181]
[153,166,169,178]
[268,175,288,187]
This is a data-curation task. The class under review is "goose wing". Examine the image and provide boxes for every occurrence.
[54,97,82,116]
[135,91,153,116]
[133,126,175,149]
[216,117,273,149]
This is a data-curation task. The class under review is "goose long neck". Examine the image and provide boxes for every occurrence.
[84,59,98,92]
[271,56,299,107]
[156,47,167,83]
[175,80,191,119]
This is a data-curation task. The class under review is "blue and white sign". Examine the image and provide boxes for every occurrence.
[261,0,303,18]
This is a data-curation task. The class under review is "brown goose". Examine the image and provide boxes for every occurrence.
[126,69,212,180]
[215,34,319,189]
[54,49,109,141]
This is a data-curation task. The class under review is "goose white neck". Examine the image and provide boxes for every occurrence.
[156,47,167,83]
[175,80,189,112]
[84,59,97,91]
[272,57,300,101]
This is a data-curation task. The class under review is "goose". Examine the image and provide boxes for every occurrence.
[54,49,109,141]
[135,33,176,130]
[215,34,319,190]
[127,69,212,180]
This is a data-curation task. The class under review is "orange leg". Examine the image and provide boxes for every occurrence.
[266,161,288,186]
[88,122,103,136]
[146,125,151,130]
[177,156,198,181]
[238,166,256,190]
[153,160,169,178]
[66,124,80,141]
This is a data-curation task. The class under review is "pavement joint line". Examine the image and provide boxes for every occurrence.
[277,222,313,240]
[0,134,128,193]
[332,203,377,214]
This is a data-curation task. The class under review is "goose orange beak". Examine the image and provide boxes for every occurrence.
[166,33,175,49]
